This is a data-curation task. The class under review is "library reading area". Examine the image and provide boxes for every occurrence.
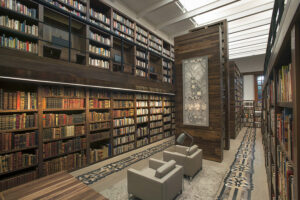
[0,0,299,199]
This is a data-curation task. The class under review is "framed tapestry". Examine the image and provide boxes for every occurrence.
[182,56,209,126]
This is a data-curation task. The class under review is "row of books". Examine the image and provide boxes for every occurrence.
[163,48,170,56]
[113,134,134,146]
[163,69,171,76]
[90,121,110,131]
[136,94,148,100]
[0,113,37,130]
[113,93,133,99]
[149,41,162,52]
[89,30,110,46]
[0,89,37,110]
[90,131,110,142]
[90,145,110,163]
[90,90,110,99]
[0,152,37,173]
[43,137,86,158]
[42,113,85,127]
[113,117,134,127]
[0,170,37,192]
[89,8,110,25]
[90,17,110,31]
[136,108,148,115]
[114,29,133,41]
[42,98,85,109]
[277,108,293,160]
[89,44,110,57]
[113,125,135,137]
[150,127,163,135]
[89,57,110,69]
[136,26,147,37]
[136,101,148,108]
[43,152,86,176]
[150,120,163,128]
[164,124,171,130]
[164,108,171,114]
[0,34,38,53]
[0,16,38,36]
[163,77,171,83]
[89,99,110,109]
[90,111,110,122]
[113,12,134,29]
[113,100,133,108]
[277,146,294,200]
[136,126,148,138]
[42,87,85,98]
[150,133,163,143]
[113,21,134,36]
[277,64,292,103]
[43,125,85,140]
[58,0,86,12]
[136,33,148,44]
[163,60,171,69]
[150,114,162,121]
[0,131,37,152]
[113,142,134,155]
[1,0,37,18]
[136,50,146,59]
[45,0,86,19]
[164,131,171,138]
[149,33,162,45]
[136,69,146,77]
[150,108,163,114]
[137,137,148,148]
[150,101,162,107]
[113,109,134,118]
[136,116,148,123]
[136,59,146,69]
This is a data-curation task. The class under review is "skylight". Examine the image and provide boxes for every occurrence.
[178,0,218,12]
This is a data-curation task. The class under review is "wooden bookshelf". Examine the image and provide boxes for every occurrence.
[243,100,254,127]
[0,0,174,85]
[229,61,243,139]
[261,1,300,199]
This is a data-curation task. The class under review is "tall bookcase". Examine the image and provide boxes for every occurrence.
[243,100,254,127]
[254,101,262,128]
[0,0,174,82]
[229,61,243,139]
[0,82,176,191]
[262,0,300,199]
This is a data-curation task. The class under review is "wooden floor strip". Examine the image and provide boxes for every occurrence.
[0,171,107,200]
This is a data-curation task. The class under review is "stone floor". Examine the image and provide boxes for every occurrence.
[71,128,268,200]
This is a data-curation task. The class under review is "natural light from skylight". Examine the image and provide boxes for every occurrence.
[178,0,218,12]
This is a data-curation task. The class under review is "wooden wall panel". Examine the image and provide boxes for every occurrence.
[174,21,228,162]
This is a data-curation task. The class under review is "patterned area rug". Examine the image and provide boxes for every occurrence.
[217,128,256,200]
[76,139,174,185]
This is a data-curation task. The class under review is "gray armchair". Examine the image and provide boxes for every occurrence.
[127,158,183,200]
[163,145,202,178]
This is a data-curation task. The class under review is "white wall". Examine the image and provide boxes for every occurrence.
[102,0,174,45]
[243,75,255,100]
[232,54,265,73]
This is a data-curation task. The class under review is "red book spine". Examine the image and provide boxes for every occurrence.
[17,91,20,110]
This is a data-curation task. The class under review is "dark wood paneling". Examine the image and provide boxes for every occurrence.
[174,21,228,162]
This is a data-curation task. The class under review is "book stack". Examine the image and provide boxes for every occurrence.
[113,109,134,118]
[0,34,38,53]
[113,125,135,137]
[89,44,110,57]
[90,121,110,131]
[113,134,134,146]
[90,131,110,142]
[89,8,110,25]
[137,137,148,148]
[0,0,37,18]
[150,101,162,107]
[113,12,134,29]
[136,108,148,115]
[136,100,148,108]
[113,100,133,108]
[136,115,148,123]
[0,113,37,130]
[0,131,37,151]
[90,90,110,99]
[135,69,146,77]
[43,152,86,175]
[113,21,134,36]
[0,16,38,36]
[150,108,163,114]
[150,120,162,128]
[164,107,171,114]
[277,64,293,103]
[136,59,146,69]
[90,145,110,163]
[150,127,163,135]
[163,115,171,122]
[150,133,163,143]
[136,94,148,100]
[150,114,162,121]
[0,170,37,191]
[43,125,85,140]
[89,31,110,46]
[43,98,85,109]
[89,57,110,69]
[164,124,171,130]
[0,89,37,110]
[42,113,85,127]
[113,142,134,155]
[43,87,85,97]
[113,93,133,99]
[136,126,148,138]
[44,0,86,19]
[89,111,110,122]
[89,99,110,109]
[43,137,86,158]
[113,117,134,127]
[0,152,37,173]
[59,0,86,12]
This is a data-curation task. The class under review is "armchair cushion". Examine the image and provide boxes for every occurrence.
[155,160,176,178]
[186,145,198,156]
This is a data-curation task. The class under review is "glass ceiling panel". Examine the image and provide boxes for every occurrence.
[178,0,218,12]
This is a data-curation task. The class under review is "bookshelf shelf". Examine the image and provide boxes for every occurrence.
[0,109,38,113]
[277,102,293,108]
[114,140,135,147]
[90,127,110,132]
[113,132,135,138]
[0,164,38,177]
[90,137,110,143]
[89,108,110,111]
[43,149,86,160]
[0,127,38,133]
[43,135,86,143]
[113,124,135,128]
[43,108,85,112]
[0,26,39,40]
[43,122,85,129]
[89,38,111,49]
[88,52,111,60]
[90,120,111,123]
[0,6,38,22]
[0,146,38,155]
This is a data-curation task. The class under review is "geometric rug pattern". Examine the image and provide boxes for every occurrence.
[217,128,256,200]
[76,139,174,185]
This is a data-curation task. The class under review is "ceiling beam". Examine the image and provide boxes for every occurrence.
[228,29,269,43]
[228,18,271,34]
[229,40,268,50]
[229,24,270,38]
[156,0,240,30]
[137,0,177,18]
[229,49,266,59]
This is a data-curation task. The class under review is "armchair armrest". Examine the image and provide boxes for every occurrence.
[149,158,166,170]
[175,145,188,155]
[163,151,186,167]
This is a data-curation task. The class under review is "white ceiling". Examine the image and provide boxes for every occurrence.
[113,0,274,59]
